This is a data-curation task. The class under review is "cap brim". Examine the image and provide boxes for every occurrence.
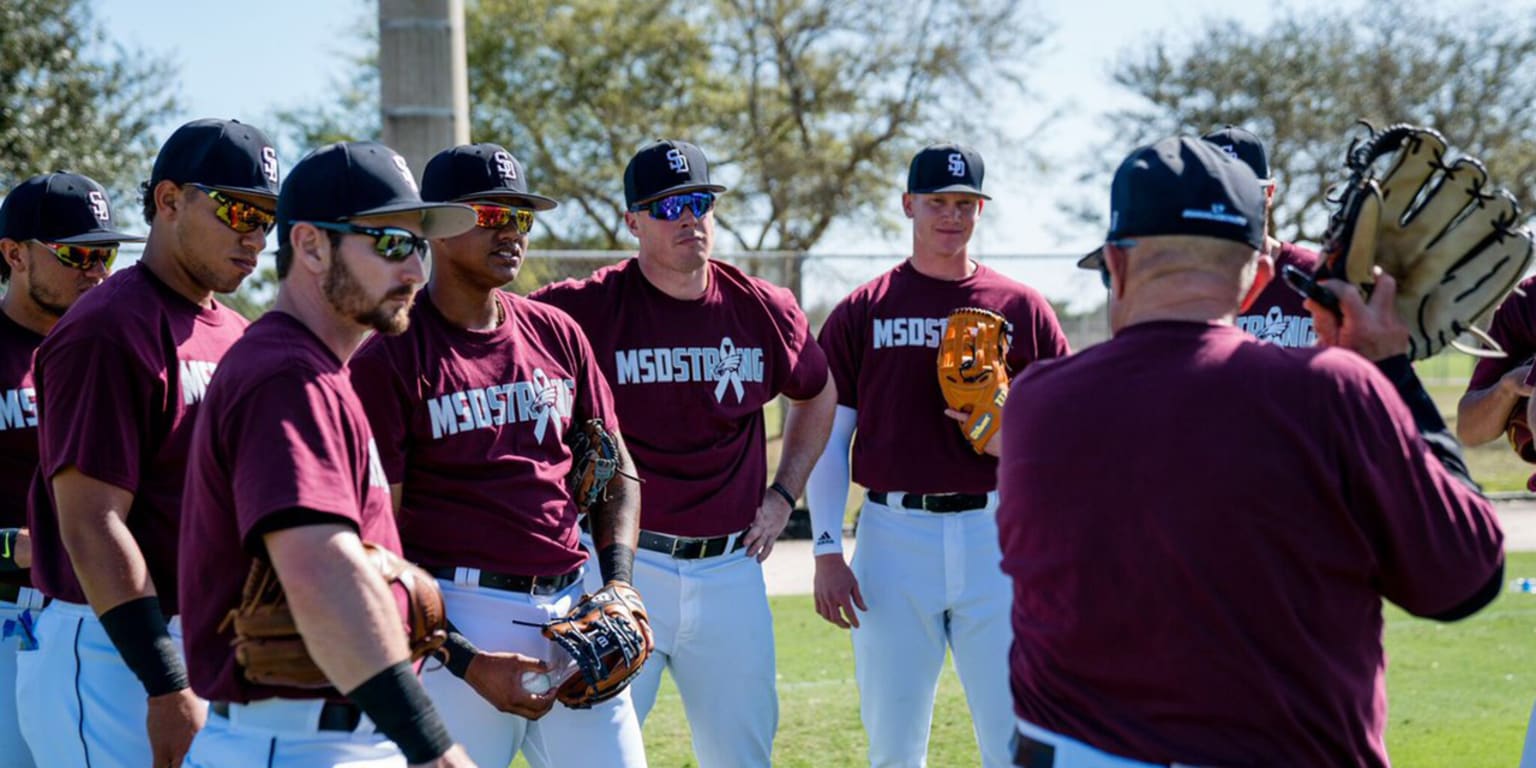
[55,229,148,245]
[202,184,280,204]
[454,191,560,212]
[910,184,992,200]
[1077,246,1105,271]
[633,183,728,207]
[350,202,478,240]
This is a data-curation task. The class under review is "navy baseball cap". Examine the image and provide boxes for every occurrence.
[277,141,476,246]
[421,143,559,211]
[1078,136,1266,270]
[1201,125,1274,187]
[907,143,991,199]
[0,172,145,245]
[149,118,280,200]
[623,140,727,209]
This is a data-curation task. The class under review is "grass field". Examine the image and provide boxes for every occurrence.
[508,551,1536,767]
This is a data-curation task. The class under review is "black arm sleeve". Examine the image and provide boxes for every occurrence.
[1375,355,1480,493]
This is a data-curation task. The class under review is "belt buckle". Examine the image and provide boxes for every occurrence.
[668,536,687,558]
[917,494,933,512]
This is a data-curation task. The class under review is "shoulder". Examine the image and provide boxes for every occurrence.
[529,259,632,307]
[715,260,803,312]
[973,264,1055,311]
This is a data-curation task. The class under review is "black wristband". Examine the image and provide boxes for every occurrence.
[347,661,454,763]
[98,596,188,697]
[0,529,20,572]
[768,481,797,508]
[598,542,635,584]
[438,630,480,679]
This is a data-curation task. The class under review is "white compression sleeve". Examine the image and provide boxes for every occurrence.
[806,405,857,556]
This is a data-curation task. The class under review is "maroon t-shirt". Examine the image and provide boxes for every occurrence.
[532,258,828,537]
[350,290,619,575]
[0,311,43,590]
[1234,241,1320,348]
[181,311,405,704]
[998,321,1503,767]
[29,264,248,614]
[817,260,1069,493]
[1471,276,1536,471]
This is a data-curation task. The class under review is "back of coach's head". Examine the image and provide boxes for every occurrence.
[1077,136,1268,325]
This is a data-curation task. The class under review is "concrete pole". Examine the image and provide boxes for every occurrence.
[378,0,470,181]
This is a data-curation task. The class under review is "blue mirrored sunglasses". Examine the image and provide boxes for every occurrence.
[631,191,716,221]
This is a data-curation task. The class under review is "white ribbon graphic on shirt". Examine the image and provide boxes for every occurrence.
[530,368,564,443]
[713,337,745,403]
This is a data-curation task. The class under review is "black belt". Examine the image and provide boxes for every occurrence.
[210,700,363,732]
[868,491,988,513]
[1011,729,1170,768]
[637,529,746,560]
[427,566,582,595]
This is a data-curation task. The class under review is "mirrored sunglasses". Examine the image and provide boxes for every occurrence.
[193,185,276,235]
[470,204,535,234]
[33,241,117,272]
[631,191,716,221]
[306,221,430,262]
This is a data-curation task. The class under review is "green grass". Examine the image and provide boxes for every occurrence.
[510,556,1536,767]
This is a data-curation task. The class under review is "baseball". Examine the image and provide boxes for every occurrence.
[521,671,553,695]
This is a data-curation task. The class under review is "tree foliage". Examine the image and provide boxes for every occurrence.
[461,0,1049,251]
[1086,1,1536,244]
[0,0,177,209]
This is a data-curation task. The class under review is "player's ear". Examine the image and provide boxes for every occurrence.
[975,199,985,216]
[0,239,24,279]
[290,223,330,275]
[1238,249,1275,314]
[624,211,641,237]
[902,194,914,219]
[154,180,184,221]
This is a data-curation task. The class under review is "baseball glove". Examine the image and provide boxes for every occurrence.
[541,581,652,709]
[220,543,448,688]
[1315,122,1535,360]
[567,418,622,511]
[937,307,1013,453]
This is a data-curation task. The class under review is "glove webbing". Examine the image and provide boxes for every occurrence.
[546,612,645,687]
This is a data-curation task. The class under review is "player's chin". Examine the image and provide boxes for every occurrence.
[363,300,415,335]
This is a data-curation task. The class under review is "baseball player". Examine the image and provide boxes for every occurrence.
[18,118,279,768]
[1205,125,1322,348]
[348,142,648,767]
[998,136,1503,765]
[178,140,479,767]
[1455,277,1536,463]
[531,139,835,767]
[0,171,142,767]
[805,143,1070,768]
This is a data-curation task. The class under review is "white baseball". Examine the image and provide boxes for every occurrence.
[521,671,552,694]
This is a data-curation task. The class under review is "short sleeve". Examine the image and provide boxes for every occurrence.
[1469,285,1536,391]
[1335,364,1504,616]
[777,296,829,401]
[223,372,366,544]
[349,338,413,483]
[816,300,861,409]
[36,334,159,492]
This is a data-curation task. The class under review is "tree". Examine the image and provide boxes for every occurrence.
[463,0,1051,253]
[0,0,177,209]
[1078,1,1536,244]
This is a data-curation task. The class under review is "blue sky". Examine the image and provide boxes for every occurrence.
[94,0,1504,308]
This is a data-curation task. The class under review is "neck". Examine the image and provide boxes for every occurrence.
[427,275,500,331]
[141,232,214,308]
[271,282,370,363]
[908,247,974,281]
[1111,276,1242,334]
[636,254,710,300]
[0,287,57,336]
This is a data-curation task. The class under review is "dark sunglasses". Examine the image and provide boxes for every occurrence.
[192,185,276,235]
[32,240,117,272]
[630,191,716,221]
[306,221,430,262]
[469,204,535,234]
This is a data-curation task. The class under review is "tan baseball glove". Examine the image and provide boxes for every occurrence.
[1314,122,1534,360]
[220,543,448,688]
[937,307,1012,453]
